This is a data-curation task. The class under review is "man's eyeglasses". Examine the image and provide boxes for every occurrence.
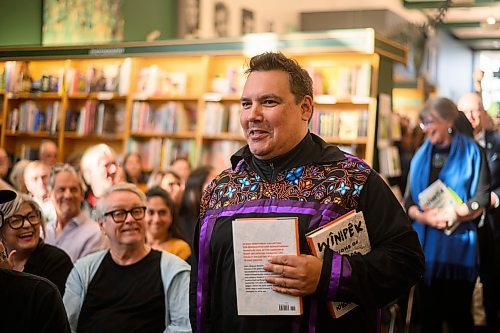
[104,206,146,223]
[5,210,42,230]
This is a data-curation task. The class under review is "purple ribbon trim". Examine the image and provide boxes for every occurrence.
[327,253,343,300]
[308,299,318,333]
[196,198,348,332]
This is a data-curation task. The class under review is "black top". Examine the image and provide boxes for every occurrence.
[78,249,165,333]
[192,133,424,333]
[0,268,70,333]
[24,240,73,296]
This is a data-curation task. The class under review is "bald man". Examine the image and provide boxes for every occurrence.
[458,92,500,332]
[39,140,58,167]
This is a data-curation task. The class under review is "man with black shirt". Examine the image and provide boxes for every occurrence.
[189,52,424,332]
[0,189,70,333]
[63,183,190,333]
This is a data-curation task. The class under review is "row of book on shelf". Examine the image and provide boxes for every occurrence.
[126,138,242,171]
[309,63,371,98]
[127,139,197,171]
[65,101,125,136]
[309,109,368,139]
[7,101,59,134]
[2,60,372,101]
[203,102,243,135]
[131,101,195,134]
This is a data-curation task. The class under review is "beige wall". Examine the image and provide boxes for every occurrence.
[195,0,426,38]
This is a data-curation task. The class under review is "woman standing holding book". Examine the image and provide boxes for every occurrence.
[404,97,490,333]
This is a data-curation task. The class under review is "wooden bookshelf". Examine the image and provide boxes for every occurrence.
[0,29,406,170]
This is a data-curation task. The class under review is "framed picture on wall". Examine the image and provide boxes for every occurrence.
[178,0,201,38]
[241,9,255,35]
[214,2,230,37]
[43,0,124,46]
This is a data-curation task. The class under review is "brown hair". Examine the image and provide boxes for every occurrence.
[246,52,313,104]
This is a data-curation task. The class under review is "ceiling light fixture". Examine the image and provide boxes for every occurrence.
[486,17,496,25]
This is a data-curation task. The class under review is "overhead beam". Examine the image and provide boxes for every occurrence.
[439,22,482,28]
[402,0,500,9]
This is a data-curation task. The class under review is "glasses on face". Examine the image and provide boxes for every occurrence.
[419,118,435,130]
[104,206,146,223]
[5,210,42,230]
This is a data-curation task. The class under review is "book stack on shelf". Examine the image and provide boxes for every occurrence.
[307,63,371,99]
[4,61,63,94]
[66,59,131,95]
[7,100,60,134]
[310,109,368,140]
[127,138,163,171]
[203,102,243,136]
[131,101,191,135]
[65,101,125,137]
[136,65,187,97]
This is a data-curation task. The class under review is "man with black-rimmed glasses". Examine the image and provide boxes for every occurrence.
[63,183,191,333]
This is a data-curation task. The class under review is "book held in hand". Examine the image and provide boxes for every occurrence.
[418,179,463,235]
[305,210,371,318]
[232,217,302,316]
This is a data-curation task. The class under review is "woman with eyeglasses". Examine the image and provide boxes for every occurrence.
[404,97,490,333]
[145,186,191,261]
[0,192,73,295]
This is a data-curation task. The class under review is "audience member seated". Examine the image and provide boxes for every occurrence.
[9,159,30,193]
[39,140,58,167]
[145,186,191,261]
[0,191,73,295]
[0,148,10,184]
[63,183,191,332]
[170,157,191,185]
[23,160,57,224]
[80,144,119,212]
[178,165,217,244]
[65,151,83,174]
[148,169,184,206]
[45,164,104,263]
[0,189,70,333]
[123,152,148,185]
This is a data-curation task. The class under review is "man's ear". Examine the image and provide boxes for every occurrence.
[300,95,313,121]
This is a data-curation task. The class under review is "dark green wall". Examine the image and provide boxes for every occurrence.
[0,0,43,46]
[0,0,177,47]
[123,0,177,42]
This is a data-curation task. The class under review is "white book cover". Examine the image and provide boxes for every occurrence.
[232,217,302,316]
[418,179,463,235]
[306,210,371,318]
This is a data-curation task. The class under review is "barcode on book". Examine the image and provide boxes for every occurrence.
[278,304,296,311]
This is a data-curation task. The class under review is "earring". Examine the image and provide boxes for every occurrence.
[447,127,453,134]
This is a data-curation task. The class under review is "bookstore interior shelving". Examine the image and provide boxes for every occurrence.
[0,29,407,171]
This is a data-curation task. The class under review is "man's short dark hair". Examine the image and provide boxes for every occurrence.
[245,52,313,104]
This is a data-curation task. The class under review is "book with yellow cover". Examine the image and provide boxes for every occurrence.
[305,210,371,318]
[232,217,302,316]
